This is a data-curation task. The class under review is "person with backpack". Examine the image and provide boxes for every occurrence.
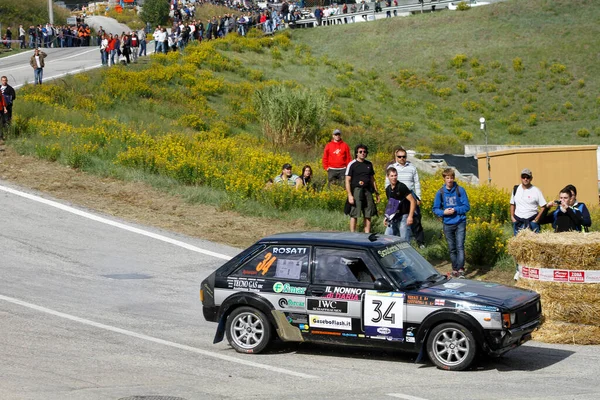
[384,167,416,241]
[432,168,470,277]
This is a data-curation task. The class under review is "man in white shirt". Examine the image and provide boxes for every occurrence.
[510,168,546,236]
[29,49,47,85]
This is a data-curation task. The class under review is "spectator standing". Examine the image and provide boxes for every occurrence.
[386,147,425,247]
[565,184,592,231]
[28,26,35,48]
[0,93,8,142]
[322,129,352,187]
[29,48,47,85]
[1,76,16,127]
[432,168,470,277]
[6,27,13,49]
[384,167,416,241]
[19,25,26,49]
[346,144,380,233]
[100,34,108,66]
[551,188,585,233]
[138,30,147,57]
[510,168,546,236]
[274,163,302,188]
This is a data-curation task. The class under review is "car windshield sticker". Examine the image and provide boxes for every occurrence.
[307,299,348,314]
[256,252,277,276]
[443,282,466,289]
[364,291,404,339]
[275,258,303,280]
[309,315,352,330]
[272,247,308,255]
[377,242,411,258]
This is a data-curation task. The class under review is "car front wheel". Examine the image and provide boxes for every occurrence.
[426,322,476,371]
[225,306,272,354]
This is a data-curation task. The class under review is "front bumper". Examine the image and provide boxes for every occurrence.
[203,305,219,322]
[483,318,541,356]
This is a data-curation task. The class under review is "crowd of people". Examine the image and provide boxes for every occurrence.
[269,128,595,278]
[2,18,93,51]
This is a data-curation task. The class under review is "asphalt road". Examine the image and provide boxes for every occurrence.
[1,180,599,400]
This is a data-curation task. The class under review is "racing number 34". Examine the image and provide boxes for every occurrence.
[371,300,396,324]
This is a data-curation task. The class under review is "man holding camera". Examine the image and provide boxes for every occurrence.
[510,168,547,236]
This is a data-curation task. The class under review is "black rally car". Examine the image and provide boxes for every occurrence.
[201,232,541,371]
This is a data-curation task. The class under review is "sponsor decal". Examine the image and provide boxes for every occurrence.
[437,289,478,298]
[324,286,363,301]
[299,324,310,330]
[273,282,307,294]
[242,270,259,275]
[468,305,499,312]
[287,313,308,324]
[358,334,365,338]
[307,299,348,313]
[377,242,411,258]
[256,252,277,276]
[434,299,445,306]
[407,295,432,305]
[342,333,358,337]
[271,247,308,255]
[443,282,465,289]
[278,298,305,309]
[364,291,404,339]
[311,330,342,336]
[405,327,416,337]
[309,315,352,331]
[517,265,600,283]
[406,337,415,343]
[377,327,391,335]
[227,278,264,292]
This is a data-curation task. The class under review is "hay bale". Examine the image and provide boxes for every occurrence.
[509,230,600,345]
[516,279,600,325]
[507,230,600,270]
[531,320,600,345]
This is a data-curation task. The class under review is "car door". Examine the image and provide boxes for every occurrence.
[306,247,382,340]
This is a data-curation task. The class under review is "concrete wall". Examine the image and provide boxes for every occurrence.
[476,145,599,206]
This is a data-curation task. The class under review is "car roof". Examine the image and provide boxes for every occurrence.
[257,232,404,248]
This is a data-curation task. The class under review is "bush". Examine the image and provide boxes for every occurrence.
[254,85,328,147]
[456,2,471,11]
[512,57,524,72]
[465,217,507,266]
[576,128,590,138]
[140,0,170,26]
[508,124,524,135]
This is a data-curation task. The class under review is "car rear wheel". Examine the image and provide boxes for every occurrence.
[225,306,272,354]
[426,322,476,371]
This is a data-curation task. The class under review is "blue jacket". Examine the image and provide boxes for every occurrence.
[432,183,470,225]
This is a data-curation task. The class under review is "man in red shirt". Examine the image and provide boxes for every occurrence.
[322,129,352,187]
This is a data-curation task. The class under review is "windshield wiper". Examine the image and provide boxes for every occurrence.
[400,280,422,291]
[424,273,444,283]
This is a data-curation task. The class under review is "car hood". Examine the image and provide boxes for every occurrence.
[418,278,538,309]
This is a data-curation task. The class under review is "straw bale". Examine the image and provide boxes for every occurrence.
[532,320,600,345]
[507,231,600,270]
[516,280,600,325]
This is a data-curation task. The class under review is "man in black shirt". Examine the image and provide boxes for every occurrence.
[345,144,380,233]
[384,167,416,240]
[1,76,16,129]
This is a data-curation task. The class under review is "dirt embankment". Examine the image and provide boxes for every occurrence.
[0,146,307,249]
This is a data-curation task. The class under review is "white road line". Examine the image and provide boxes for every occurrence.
[0,294,316,379]
[387,394,431,400]
[0,184,233,261]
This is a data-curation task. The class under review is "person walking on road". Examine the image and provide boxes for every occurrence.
[30,48,48,85]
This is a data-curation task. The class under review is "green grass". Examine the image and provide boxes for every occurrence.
[0,0,70,30]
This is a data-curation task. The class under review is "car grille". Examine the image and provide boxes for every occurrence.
[515,300,541,326]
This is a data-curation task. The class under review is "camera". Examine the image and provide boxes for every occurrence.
[554,200,561,205]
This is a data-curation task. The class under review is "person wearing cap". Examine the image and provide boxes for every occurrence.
[510,168,547,236]
[322,129,352,187]
[273,163,302,189]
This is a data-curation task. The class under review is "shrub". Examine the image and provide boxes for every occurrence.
[576,128,590,138]
[465,217,507,266]
[456,1,471,11]
[512,57,524,72]
[450,54,468,68]
[508,124,524,135]
[578,79,585,88]
[564,101,573,110]
[140,0,170,26]
[549,63,567,74]
[254,85,328,147]
[456,82,468,93]
[527,114,538,126]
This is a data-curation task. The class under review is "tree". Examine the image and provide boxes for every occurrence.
[140,0,170,27]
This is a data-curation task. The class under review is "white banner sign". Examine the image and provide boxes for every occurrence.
[517,265,600,284]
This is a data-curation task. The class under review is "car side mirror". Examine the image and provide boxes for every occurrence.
[373,278,394,292]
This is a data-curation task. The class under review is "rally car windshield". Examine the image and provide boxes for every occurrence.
[376,242,442,288]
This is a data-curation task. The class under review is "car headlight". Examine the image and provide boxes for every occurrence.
[502,312,516,328]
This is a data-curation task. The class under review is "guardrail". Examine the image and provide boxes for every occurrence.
[290,0,458,28]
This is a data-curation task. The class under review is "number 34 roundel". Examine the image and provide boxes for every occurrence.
[363,291,404,340]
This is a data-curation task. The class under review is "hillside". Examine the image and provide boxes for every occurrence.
[0,0,70,29]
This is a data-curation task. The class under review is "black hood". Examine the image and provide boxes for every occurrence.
[418,278,539,310]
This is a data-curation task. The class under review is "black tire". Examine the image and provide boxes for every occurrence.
[225,306,272,354]
[426,322,476,371]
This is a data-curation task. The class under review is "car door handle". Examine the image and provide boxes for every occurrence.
[308,288,325,297]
